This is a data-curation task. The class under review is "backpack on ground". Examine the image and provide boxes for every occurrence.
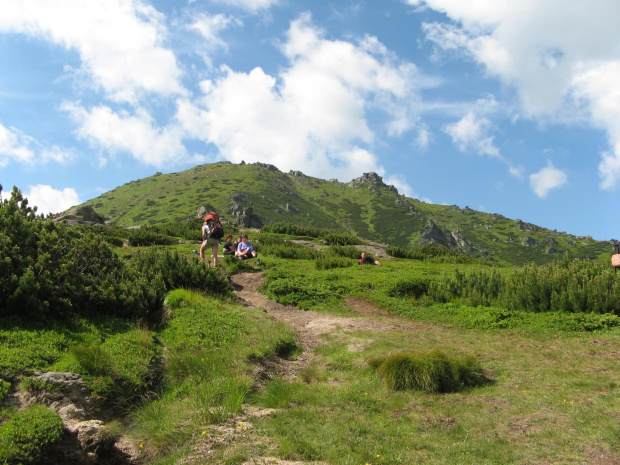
[205,212,224,240]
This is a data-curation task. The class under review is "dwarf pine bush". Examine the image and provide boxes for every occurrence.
[427,259,620,316]
[370,350,487,393]
[315,254,355,270]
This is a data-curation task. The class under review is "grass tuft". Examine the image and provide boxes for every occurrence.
[370,349,488,393]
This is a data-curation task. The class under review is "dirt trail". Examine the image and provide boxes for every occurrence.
[229,271,429,380]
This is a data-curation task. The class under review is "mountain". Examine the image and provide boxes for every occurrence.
[81,161,610,265]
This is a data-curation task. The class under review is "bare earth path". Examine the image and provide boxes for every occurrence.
[229,272,428,380]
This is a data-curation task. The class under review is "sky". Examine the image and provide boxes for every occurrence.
[1,0,619,242]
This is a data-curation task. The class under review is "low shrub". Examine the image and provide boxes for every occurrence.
[0,404,64,464]
[71,329,159,405]
[129,248,233,297]
[0,379,9,402]
[263,276,336,309]
[127,228,178,246]
[315,254,356,270]
[259,241,319,260]
[369,350,488,393]
[386,245,482,264]
[327,245,362,260]
[323,233,362,246]
[20,377,65,394]
[387,278,431,298]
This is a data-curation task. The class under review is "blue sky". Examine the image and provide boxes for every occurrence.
[1,0,619,241]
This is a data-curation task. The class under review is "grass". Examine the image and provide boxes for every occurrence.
[1,239,619,464]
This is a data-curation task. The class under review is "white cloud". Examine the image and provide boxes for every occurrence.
[0,0,185,103]
[209,0,280,13]
[412,0,620,188]
[443,111,500,157]
[24,184,81,214]
[529,161,567,198]
[62,102,190,168]
[187,13,241,58]
[0,123,35,166]
[176,14,422,186]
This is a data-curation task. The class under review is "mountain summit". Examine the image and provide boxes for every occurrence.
[82,161,609,265]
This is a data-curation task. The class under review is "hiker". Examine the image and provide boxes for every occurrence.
[236,233,257,260]
[222,234,236,255]
[199,212,224,266]
[359,252,380,266]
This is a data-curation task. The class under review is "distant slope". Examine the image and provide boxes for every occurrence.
[82,161,611,265]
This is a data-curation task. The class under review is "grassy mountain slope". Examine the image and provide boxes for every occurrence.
[82,161,611,265]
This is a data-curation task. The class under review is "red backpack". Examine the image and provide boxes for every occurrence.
[205,212,224,240]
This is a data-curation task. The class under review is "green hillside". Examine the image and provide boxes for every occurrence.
[82,161,611,265]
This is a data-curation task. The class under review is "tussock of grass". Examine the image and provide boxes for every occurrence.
[369,350,488,393]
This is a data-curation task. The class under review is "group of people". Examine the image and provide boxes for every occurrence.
[199,214,257,266]
[199,211,380,267]
[222,233,257,260]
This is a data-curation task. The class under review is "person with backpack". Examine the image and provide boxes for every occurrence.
[199,212,224,266]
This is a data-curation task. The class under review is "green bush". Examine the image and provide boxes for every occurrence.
[386,244,481,264]
[327,245,362,260]
[315,254,355,270]
[0,404,64,464]
[387,278,430,298]
[71,329,159,404]
[263,275,336,309]
[260,241,320,260]
[0,379,9,402]
[127,228,178,246]
[427,259,620,316]
[370,350,487,393]
[20,377,64,394]
[0,186,171,321]
[129,247,232,297]
[323,233,362,246]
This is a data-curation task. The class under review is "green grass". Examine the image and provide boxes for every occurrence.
[1,237,619,464]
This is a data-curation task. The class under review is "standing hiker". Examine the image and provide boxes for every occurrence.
[200,212,224,266]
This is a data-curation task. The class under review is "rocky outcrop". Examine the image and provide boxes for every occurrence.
[196,204,218,220]
[53,206,106,226]
[514,219,539,232]
[226,194,263,228]
[14,371,135,464]
[546,237,561,254]
[451,229,474,253]
[349,172,386,189]
[419,220,456,248]
[522,236,538,247]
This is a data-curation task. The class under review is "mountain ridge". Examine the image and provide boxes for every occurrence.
[81,161,610,265]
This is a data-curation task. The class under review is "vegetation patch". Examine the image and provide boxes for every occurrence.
[0,404,64,464]
[369,350,489,393]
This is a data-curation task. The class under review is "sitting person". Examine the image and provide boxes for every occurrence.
[359,252,380,265]
[236,234,257,260]
[222,234,236,255]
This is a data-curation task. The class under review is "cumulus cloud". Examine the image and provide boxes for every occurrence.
[24,184,81,214]
[176,14,423,184]
[443,111,500,157]
[0,123,35,167]
[529,161,567,198]
[411,0,620,188]
[62,102,191,168]
[0,0,185,103]
[0,122,71,167]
